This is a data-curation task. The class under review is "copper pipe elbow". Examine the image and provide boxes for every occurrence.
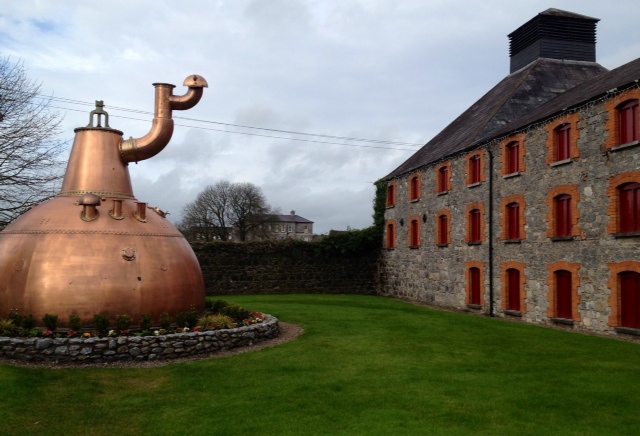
[119,75,207,164]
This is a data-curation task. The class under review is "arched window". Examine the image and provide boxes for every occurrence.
[386,222,396,249]
[437,165,449,193]
[469,209,481,243]
[506,202,520,240]
[555,194,572,237]
[409,175,421,201]
[506,268,521,312]
[409,218,420,247]
[506,141,520,174]
[555,270,573,319]
[554,123,571,162]
[386,183,396,207]
[620,271,640,329]
[469,154,481,185]
[469,267,481,306]
[619,182,640,234]
[617,99,639,145]
[437,214,449,245]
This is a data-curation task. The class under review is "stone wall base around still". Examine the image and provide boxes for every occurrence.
[0,316,279,365]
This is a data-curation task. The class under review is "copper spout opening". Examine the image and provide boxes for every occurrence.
[134,202,147,223]
[109,199,124,220]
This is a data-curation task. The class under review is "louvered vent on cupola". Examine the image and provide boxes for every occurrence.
[508,8,599,73]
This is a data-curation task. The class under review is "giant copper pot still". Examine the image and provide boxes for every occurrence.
[0,76,208,326]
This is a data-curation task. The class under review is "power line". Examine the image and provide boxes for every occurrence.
[34,94,424,151]
[48,104,419,151]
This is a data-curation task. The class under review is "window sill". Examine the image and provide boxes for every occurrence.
[467,304,483,310]
[503,172,521,179]
[611,140,640,152]
[409,198,420,203]
[551,317,574,326]
[550,236,574,242]
[385,205,396,209]
[504,239,522,244]
[409,246,420,249]
[613,232,640,238]
[436,243,449,248]
[436,191,449,196]
[615,327,640,336]
[467,182,482,188]
[467,241,482,246]
[550,159,573,167]
[384,247,395,251]
[504,310,522,318]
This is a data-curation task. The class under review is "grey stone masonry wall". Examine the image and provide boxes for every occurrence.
[0,316,279,365]
[193,241,378,295]
[380,90,640,337]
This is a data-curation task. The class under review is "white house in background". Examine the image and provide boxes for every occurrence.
[269,211,314,241]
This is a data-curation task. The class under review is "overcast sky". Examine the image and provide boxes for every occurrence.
[2,1,640,234]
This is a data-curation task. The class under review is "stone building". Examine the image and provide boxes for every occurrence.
[267,211,314,241]
[380,9,640,336]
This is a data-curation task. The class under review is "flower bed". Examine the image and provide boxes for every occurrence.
[0,315,279,365]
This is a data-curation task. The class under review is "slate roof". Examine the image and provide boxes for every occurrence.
[386,58,607,180]
[482,56,640,142]
[275,214,314,224]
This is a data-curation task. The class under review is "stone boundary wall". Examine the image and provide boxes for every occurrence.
[0,316,279,365]
[192,241,379,295]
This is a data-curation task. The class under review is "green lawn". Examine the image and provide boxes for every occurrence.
[1,294,639,435]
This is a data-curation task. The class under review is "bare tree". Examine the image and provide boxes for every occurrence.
[178,180,233,241]
[228,182,277,241]
[0,56,64,228]
[178,181,278,242]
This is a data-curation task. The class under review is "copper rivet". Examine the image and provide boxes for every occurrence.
[121,247,136,261]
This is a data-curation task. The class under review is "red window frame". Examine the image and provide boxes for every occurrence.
[469,155,481,184]
[409,219,420,247]
[507,268,521,311]
[555,270,573,319]
[555,194,572,237]
[506,202,520,240]
[618,100,639,145]
[619,182,640,234]
[386,184,396,207]
[470,267,481,305]
[506,141,520,174]
[386,222,396,249]
[555,123,571,161]
[409,176,420,201]
[469,209,481,243]
[438,214,449,245]
[620,271,640,329]
[438,166,449,193]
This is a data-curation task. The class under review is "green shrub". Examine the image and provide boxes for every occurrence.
[139,313,152,331]
[221,304,250,323]
[116,314,132,331]
[197,314,237,330]
[176,312,188,328]
[206,299,229,314]
[8,313,24,329]
[42,313,59,331]
[21,314,37,331]
[0,318,17,336]
[93,314,110,334]
[160,312,171,330]
[185,311,198,328]
[69,314,83,332]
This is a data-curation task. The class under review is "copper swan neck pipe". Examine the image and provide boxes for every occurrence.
[120,75,208,163]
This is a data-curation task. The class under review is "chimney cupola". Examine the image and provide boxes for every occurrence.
[508,8,599,73]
